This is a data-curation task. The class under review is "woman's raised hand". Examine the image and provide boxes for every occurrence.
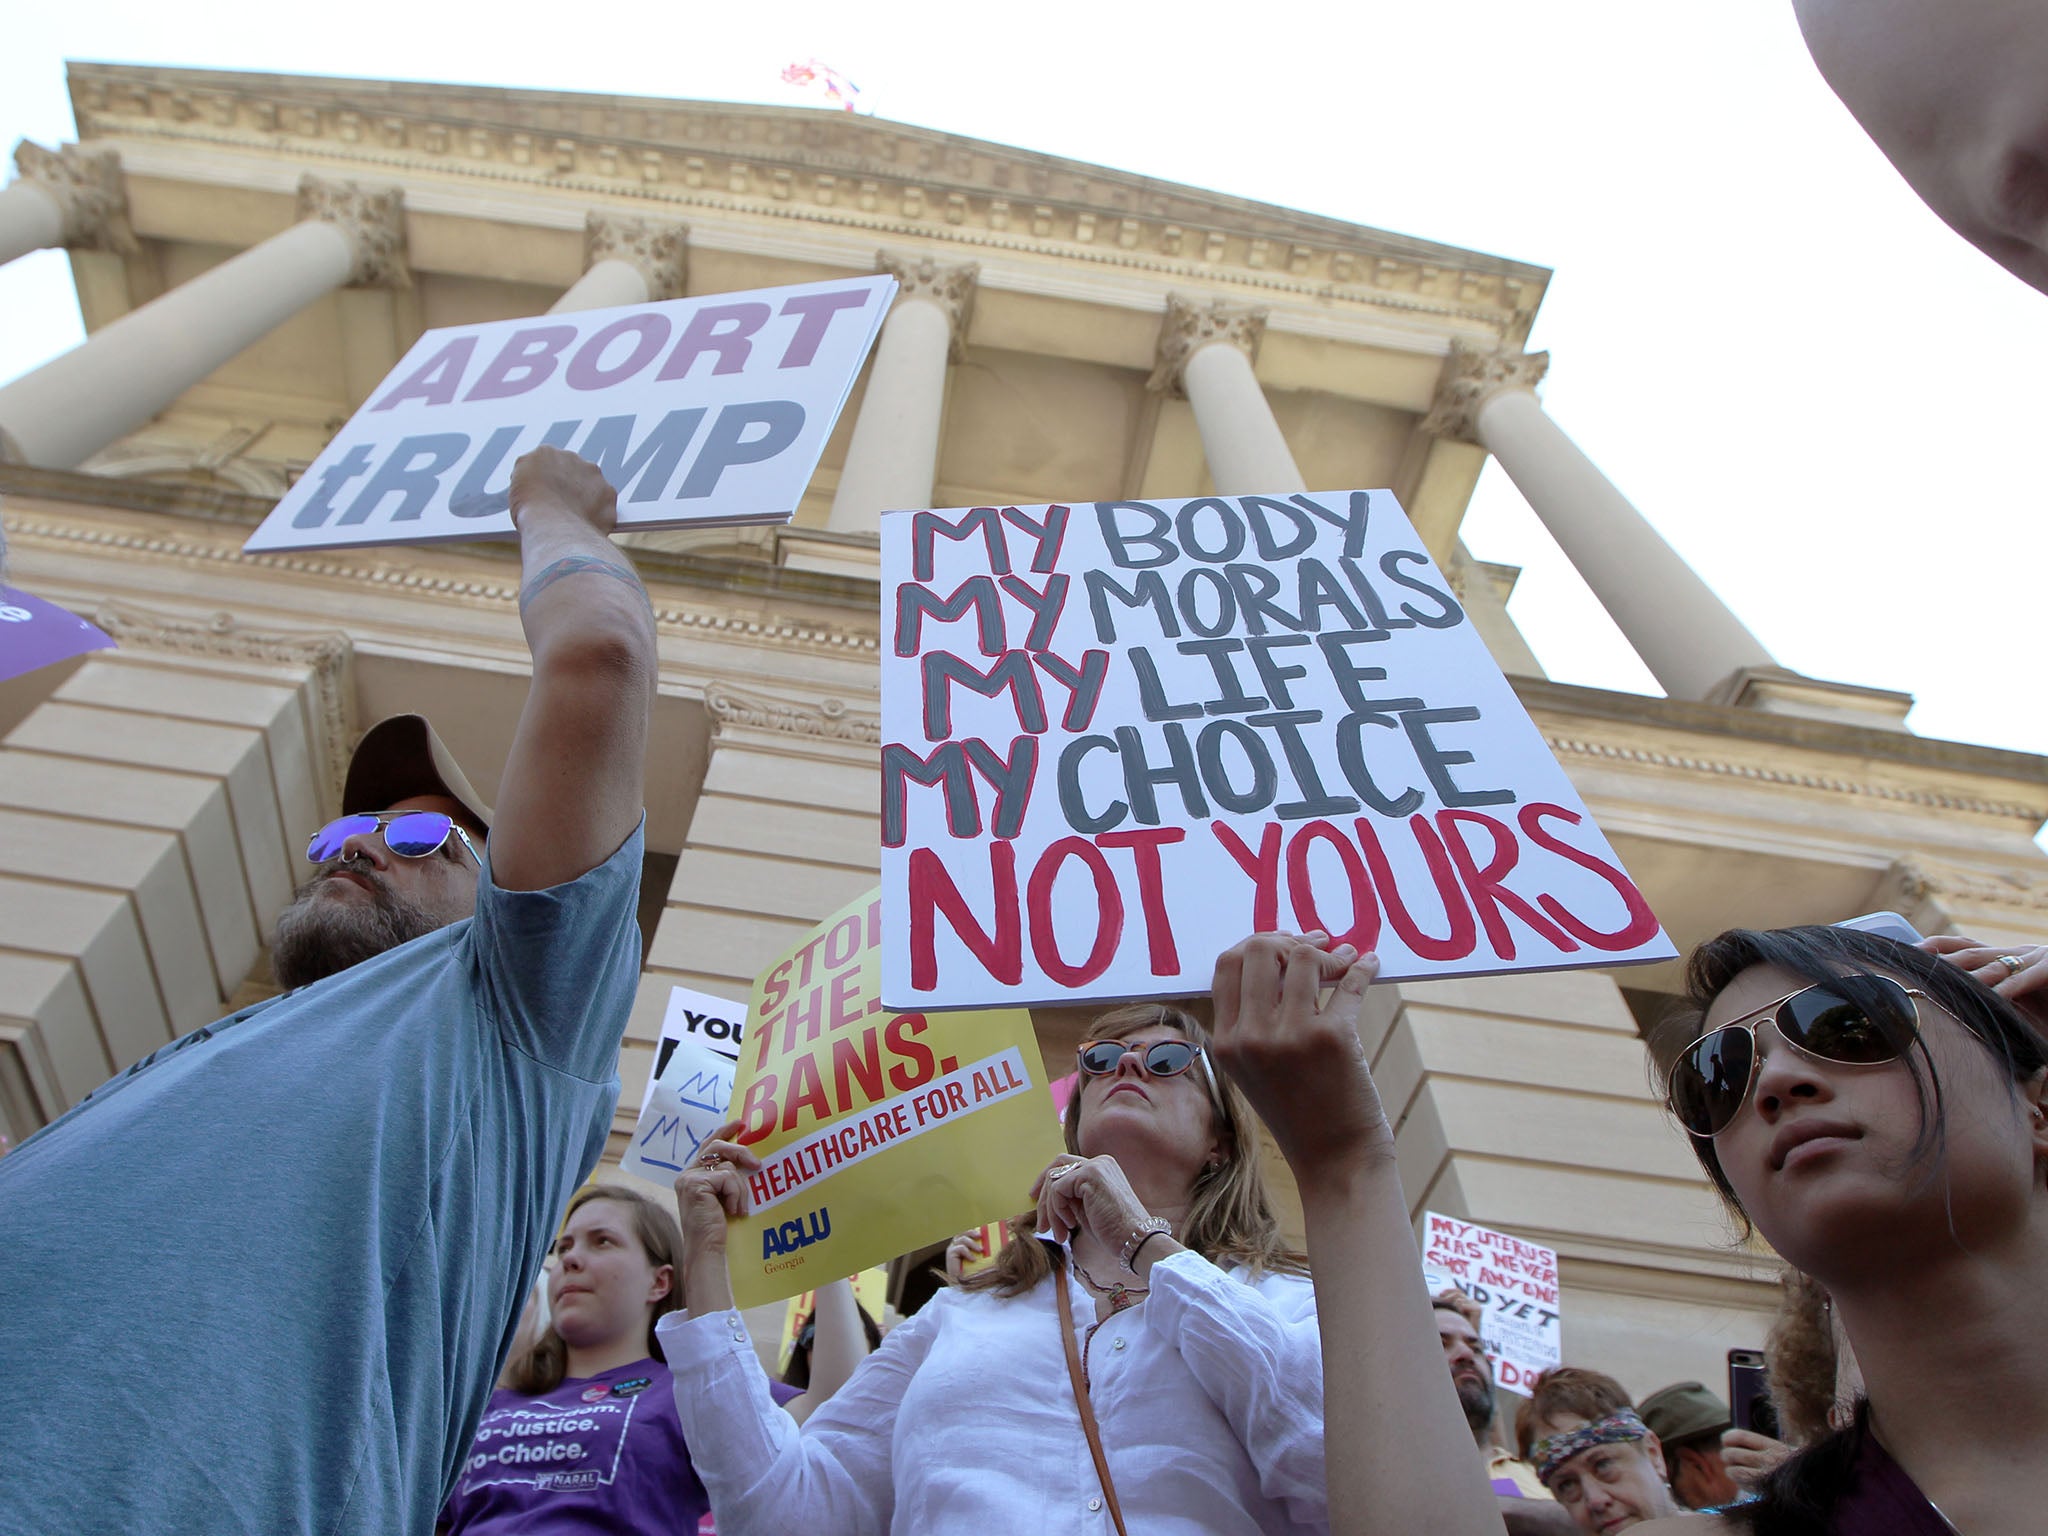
[1031,1153,1164,1265]
[1209,931,1390,1184]
[1923,934,2048,1029]
[943,1229,987,1285]
[672,1119,757,1313]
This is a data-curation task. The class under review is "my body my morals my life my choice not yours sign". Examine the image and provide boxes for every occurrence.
[244,274,895,553]
[880,490,1676,1010]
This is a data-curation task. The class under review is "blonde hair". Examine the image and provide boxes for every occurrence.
[504,1184,685,1394]
[1766,1268,1840,1447]
[964,1003,1307,1297]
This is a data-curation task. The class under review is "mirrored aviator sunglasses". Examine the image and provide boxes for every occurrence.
[1666,973,1924,1139]
[305,810,479,866]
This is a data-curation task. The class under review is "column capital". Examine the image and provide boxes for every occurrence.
[295,175,408,289]
[13,141,134,254]
[1421,340,1550,444]
[585,211,689,301]
[1148,294,1268,397]
[877,249,978,357]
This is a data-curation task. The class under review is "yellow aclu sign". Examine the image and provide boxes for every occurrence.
[724,889,1062,1308]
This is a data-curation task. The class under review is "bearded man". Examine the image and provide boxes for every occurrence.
[1437,1289,1578,1534]
[0,448,656,1536]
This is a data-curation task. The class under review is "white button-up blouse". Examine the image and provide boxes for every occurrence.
[656,1250,1326,1534]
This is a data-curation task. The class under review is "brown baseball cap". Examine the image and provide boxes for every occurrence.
[1639,1382,1732,1446]
[341,714,493,834]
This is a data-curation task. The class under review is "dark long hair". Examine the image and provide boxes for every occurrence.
[1648,925,2047,1531]
[1646,925,2047,1223]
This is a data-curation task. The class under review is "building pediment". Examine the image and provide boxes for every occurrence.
[66,60,1547,342]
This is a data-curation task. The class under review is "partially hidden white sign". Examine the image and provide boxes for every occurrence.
[620,986,746,1184]
[244,274,896,553]
[1422,1211,1561,1392]
[879,490,1675,1010]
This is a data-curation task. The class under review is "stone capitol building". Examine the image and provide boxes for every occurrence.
[3,62,2045,1392]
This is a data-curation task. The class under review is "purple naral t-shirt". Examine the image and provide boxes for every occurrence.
[440,1358,798,1535]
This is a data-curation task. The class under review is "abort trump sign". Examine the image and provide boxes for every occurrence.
[879,490,1676,1010]
[244,274,895,553]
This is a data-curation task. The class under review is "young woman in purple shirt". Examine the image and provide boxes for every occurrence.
[438,1184,863,1534]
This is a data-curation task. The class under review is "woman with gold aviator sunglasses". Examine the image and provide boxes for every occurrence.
[1633,925,2048,1536]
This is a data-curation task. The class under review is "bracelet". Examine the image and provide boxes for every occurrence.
[1128,1228,1172,1269]
[1118,1216,1172,1270]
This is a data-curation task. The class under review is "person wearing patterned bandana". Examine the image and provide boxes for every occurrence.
[1517,1368,1680,1534]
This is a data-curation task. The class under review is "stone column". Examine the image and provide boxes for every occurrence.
[0,175,405,470]
[823,251,977,534]
[0,141,132,270]
[1424,342,1774,701]
[549,212,689,315]
[1149,295,1305,495]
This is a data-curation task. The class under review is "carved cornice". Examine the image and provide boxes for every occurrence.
[89,601,355,806]
[295,173,408,288]
[1421,340,1550,443]
[878,249,978,355]
[66,63,1547,342]
[2,508,881,657]
[12,140,136,253]
[1544,733,2047,823]
[703,681,880,745]
[1148,294,1269,396]
[1889,857,2048,918]
[585,210,688,301]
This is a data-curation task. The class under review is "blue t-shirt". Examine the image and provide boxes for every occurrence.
[0,821,646,1536]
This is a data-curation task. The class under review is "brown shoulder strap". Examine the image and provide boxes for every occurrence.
[1053,1252,1129,1536]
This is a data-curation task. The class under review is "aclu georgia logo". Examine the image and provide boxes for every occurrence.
[762,1205,831,1259]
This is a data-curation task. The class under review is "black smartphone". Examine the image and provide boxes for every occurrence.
[1728,1348,1779,1438]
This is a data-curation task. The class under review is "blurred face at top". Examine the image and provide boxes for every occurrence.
[1537,1416,1674,1535]
[1074,1027,1224,1183]
[548,1199,673,1357]
[1797,0,2048,294]
[1697,962,2037,1284]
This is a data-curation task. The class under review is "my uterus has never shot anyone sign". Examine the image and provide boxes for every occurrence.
[243,273,896,553]
[879,490,1676,1010]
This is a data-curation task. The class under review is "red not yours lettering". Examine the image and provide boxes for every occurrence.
[1209,802,1657,962]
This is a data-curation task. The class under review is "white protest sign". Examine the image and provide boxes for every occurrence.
[621,986,746,1184]
[1422,1211,1561,1392]
[244,274,896,553]
[879,491,1675,1009]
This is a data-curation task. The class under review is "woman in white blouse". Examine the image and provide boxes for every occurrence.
[664,997,1327,1534]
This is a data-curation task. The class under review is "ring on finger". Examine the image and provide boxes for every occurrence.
[698,1151,727,1169]
[1049,1161,1078,1181]
[1998,954,2026,976]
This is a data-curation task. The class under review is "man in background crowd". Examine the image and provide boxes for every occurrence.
[1436,1289,1577,1533]
[1639,1381,1741,1510]
[0,448,656,1536]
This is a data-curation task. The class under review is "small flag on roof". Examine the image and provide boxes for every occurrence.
[781,59,866,113]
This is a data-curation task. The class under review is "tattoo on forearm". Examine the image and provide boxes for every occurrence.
[519,554,649,614]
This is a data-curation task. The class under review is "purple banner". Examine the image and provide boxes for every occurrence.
[0,586,116,683]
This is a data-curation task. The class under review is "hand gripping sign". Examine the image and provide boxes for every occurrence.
[723,890,1064,1309]
[244,274,895,553]
[879,490,1676,1010]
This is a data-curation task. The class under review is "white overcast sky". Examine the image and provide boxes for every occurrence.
[4,2,2045,773]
